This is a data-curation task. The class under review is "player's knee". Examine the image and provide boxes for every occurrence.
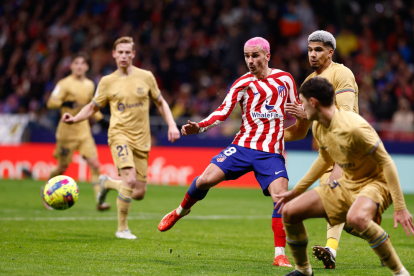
[196,175,216,189]
[132,187,146,200]
[281,202,294,224]
[346,212,370,232]
[90,162,99,171]
[124,177,137,189]
[57,165,68,174]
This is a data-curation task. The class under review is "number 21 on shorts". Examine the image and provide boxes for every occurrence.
[224,147,237,156]
[117,145,129,157]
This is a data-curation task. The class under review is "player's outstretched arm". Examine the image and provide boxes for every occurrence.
[284,119,312,142]
[62,101,99,124]
[181,120,200,136]
[154,95,180,143]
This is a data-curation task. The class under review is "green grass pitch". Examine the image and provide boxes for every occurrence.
[0,179,413,275]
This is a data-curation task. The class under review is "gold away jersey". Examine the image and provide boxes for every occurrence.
[309,109,406,210]
[312,109,385,190]
[92,66,161,152]
[303,62,358,113]
[48,75,98,141]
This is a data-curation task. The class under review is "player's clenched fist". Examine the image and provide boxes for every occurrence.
[181,120,200,136]
[168,125,181,143]
[62,113,76,124]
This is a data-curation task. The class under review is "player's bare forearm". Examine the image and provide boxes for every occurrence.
[181,120,200,136]
[62,101,99,124]
[284,119,312,142]
[155,96,180,142]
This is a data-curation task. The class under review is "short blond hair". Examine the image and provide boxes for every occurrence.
[113,36,135,51]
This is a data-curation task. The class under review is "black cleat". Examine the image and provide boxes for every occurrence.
[313,245,335,269]
[283,270,314,276]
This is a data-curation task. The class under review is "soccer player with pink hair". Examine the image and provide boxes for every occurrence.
[158,37,309,267]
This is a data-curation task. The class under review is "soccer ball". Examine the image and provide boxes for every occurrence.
[43,175,79,210]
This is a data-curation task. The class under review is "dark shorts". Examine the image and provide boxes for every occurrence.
[210,144,288,196]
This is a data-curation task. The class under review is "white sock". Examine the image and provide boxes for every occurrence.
[297,266,313,276]
[176,205,190,216]
[393,267,410,276]
[326,246,337,258]
[275,247,285,257]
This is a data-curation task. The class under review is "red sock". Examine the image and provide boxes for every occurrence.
[180,192,198,209]
[272,217,286,247]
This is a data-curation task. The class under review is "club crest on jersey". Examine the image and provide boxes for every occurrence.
[216,154,226,162]
[278,86,286,97]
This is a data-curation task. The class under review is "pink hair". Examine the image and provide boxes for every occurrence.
[244,37,270,53]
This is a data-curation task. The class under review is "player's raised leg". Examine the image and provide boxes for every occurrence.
[115,167,137,239]
[281,190,327,276]
[158,163,225,231]
[268,177,292,267]
[97,174,122,205]
[85,157,111,211]
[347,196,409,275]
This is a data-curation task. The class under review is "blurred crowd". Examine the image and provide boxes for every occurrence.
[1,0,414,140]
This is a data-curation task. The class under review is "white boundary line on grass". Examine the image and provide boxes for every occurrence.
[0,213,407,222]
[0,214,271,221]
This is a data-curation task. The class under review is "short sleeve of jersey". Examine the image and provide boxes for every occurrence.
[50,80,67,101]
[148,72,161,100]
[93,80,108,108]
[333,67,356,96]
[352,124,381,156]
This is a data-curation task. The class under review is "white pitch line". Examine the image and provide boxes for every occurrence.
[0,214,271,221]
[0,213,410,222]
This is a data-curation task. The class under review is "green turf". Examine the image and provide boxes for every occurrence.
[0,179,413,275]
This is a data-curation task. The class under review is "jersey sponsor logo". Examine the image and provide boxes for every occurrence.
[338,162,355,169]
[250,100,283,119]
[216,154,226,162]
[275,170,285,175]
[117,102,144,112]
[251,111,283,119]
[277,86,286,97]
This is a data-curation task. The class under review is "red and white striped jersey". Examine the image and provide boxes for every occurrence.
[198,69,300,154]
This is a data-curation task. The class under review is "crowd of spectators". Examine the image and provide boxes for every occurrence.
[0,0,414,141]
